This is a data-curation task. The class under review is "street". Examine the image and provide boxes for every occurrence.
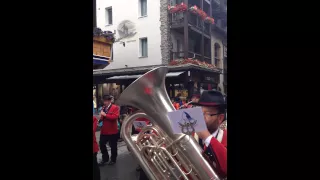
[96,131,140,180]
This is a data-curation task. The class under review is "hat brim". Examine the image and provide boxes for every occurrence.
[190,102,227,108]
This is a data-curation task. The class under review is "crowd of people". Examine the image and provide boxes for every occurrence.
[93,90,227,180]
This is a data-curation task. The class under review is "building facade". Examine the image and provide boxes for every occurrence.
[96,0,163,69]
[94,0,227,100]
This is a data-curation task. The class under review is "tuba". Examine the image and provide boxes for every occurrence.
[117,67,221,180]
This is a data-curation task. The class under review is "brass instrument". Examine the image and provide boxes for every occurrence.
[117,67,221,180]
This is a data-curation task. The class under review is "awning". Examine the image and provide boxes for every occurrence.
[93,54,110,65]
[107,71,185,80]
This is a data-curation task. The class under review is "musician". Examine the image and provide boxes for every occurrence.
[98,95,120,166]
[173,97,181,110]
[192,90,227,178]
[93,116,100,180]
[191,94,200,104]
[180,94,200,109]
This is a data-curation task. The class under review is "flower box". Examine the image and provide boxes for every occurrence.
[169,58,216,70]
[204,17,215,24]
[168,2,187,13]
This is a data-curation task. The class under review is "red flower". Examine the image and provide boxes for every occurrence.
[168,2,188,14]
[197,9,208,20]
[205,17,215,24]
[189,5,199,15]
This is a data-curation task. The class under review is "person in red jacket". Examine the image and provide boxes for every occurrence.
[173,97,180,110]
[93,116,100,180]
[192,90,227,178]
[98,95,120,166]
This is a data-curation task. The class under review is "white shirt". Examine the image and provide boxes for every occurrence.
[204,129,219,147]
[203,128,226,147]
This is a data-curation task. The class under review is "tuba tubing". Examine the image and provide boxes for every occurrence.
[121,112,158,180]
[117,66,221,180]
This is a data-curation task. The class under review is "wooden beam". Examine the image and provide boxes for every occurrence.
[200,0,205,61]
[183,0,189,59]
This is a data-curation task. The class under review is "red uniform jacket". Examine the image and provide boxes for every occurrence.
[135,117,151,133]
[173,102,180,110]
[93,116,99,153]
[204,129,227,178]
[100,104,120,135]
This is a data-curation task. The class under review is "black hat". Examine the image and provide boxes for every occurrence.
[191,94,200,98]
[103,95,113,100]
[191,90,226,108]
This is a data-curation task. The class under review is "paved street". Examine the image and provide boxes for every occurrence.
[96,131,140,180]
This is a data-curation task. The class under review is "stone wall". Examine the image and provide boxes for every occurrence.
[160,0,171,65]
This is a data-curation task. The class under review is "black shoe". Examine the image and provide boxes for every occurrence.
[98,160,108,166]
[107,161,116,165]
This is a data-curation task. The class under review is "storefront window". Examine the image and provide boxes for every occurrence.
[173,84,188,102]
[94,83,121,107]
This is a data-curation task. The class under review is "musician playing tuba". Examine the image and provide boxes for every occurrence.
[192,90,227,178]
[117,67,226,180]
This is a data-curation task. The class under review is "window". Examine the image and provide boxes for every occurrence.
[105,7,113,25]
[139,0,147,17]
[176,39,184,58]
[139,38,148,57]
[214,43,221,67]
[177,39,180,52]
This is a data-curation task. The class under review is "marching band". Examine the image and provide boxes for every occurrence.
[94,67,227,180]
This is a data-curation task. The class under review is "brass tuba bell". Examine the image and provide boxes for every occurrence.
[117,66,221,180]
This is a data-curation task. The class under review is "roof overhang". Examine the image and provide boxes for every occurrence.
[106,71,185,80]
[93,64,222,77]
[93,54,110,65]
[93,54,110,70]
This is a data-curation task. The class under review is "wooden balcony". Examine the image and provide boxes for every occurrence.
[170,12,211,37]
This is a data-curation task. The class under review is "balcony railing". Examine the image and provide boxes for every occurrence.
[171,51,201,60]
[170,12,184,27]
[188,13,202,31]
[170,51,212,65]
[170,12,212,36]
